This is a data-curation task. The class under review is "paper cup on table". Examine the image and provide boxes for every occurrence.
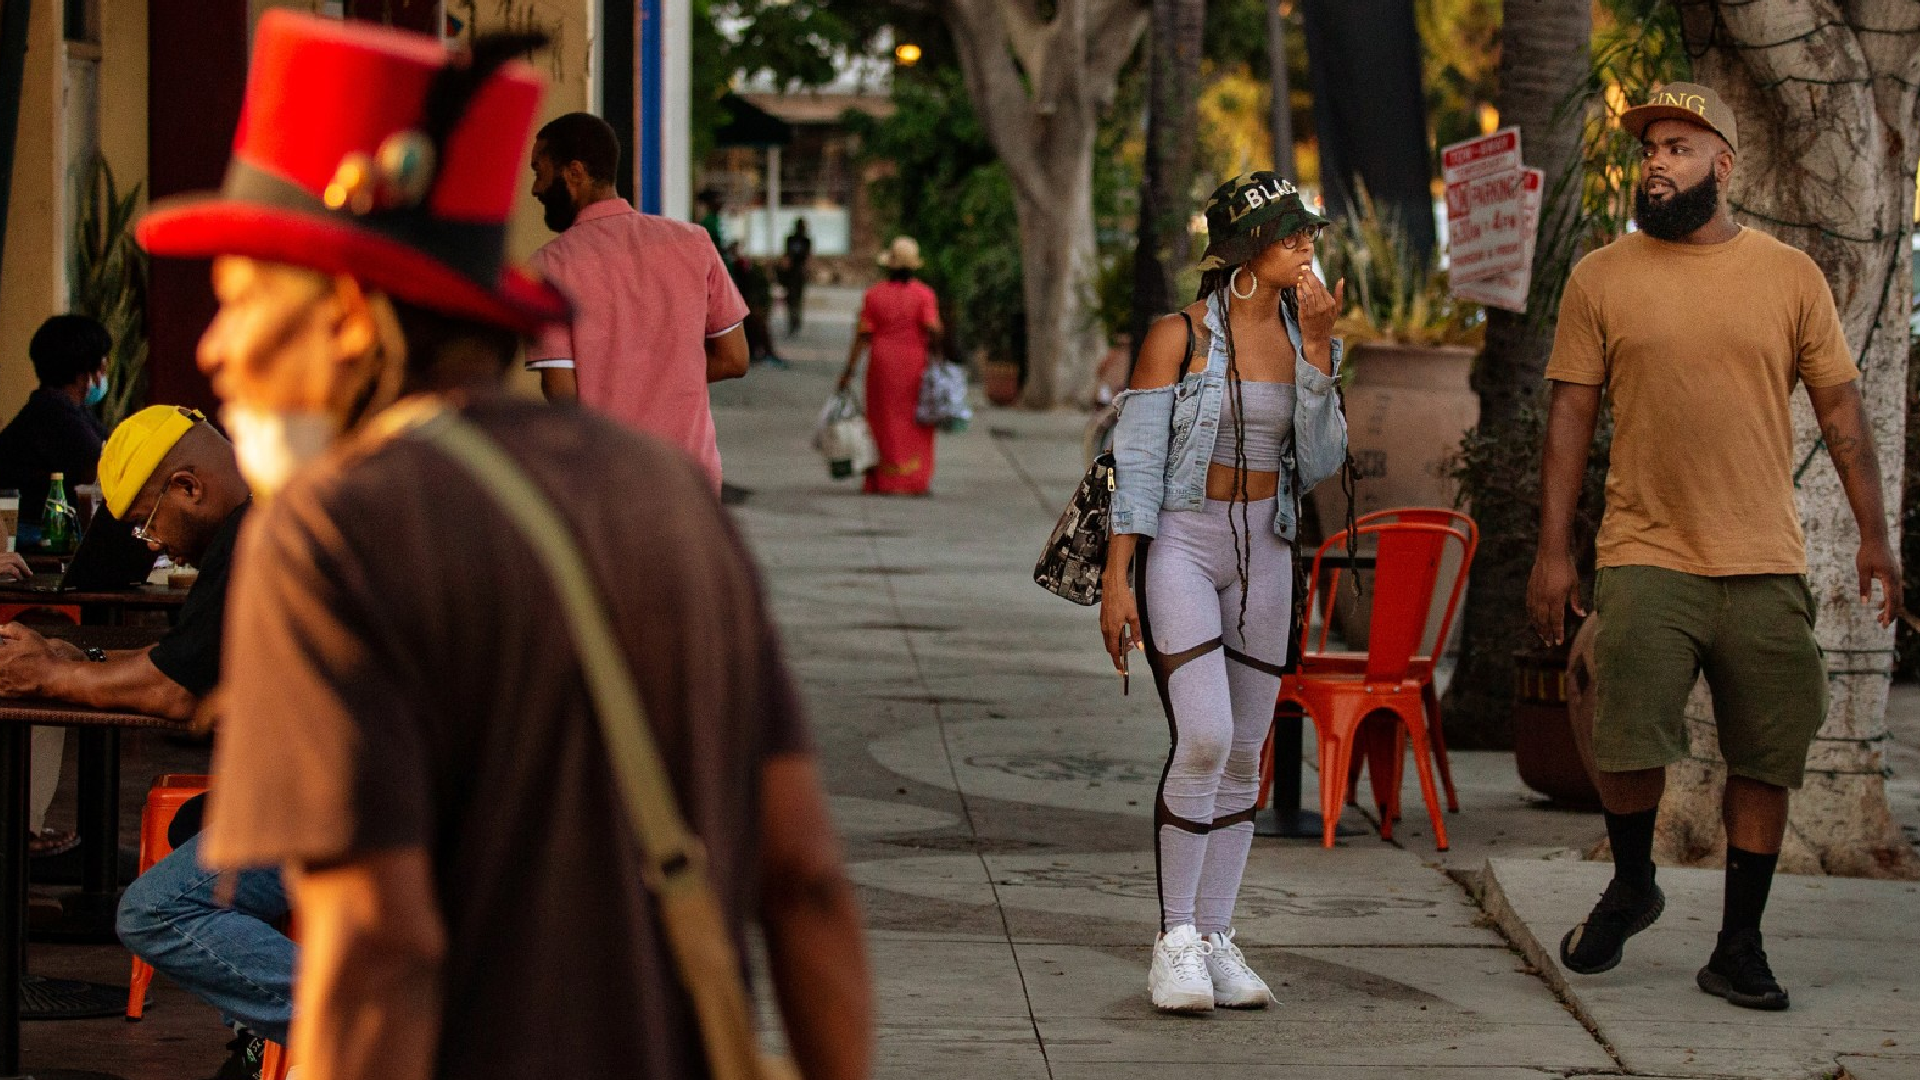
[0,490,18,552]
[72,483,101,533]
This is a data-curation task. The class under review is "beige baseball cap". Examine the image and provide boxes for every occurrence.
[1620,81,1738,153]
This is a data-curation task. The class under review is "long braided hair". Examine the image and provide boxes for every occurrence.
[1194,265,1301,643]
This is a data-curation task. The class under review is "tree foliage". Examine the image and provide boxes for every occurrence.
[68,157,147,429]
[1417,0,1500,157]
[845,66,1025,364]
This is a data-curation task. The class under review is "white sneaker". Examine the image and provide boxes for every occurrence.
[1149,924,1215,1012]
[1204,928,1273,1008]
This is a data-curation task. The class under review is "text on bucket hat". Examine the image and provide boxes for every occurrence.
[134,12,569,334]
[100,406,206,519]
[1198,172,1330,272]
[1619,81,1738,154]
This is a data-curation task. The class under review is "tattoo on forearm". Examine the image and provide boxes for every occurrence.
[1822,424,1879,478]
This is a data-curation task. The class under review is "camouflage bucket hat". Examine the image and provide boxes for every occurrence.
[1198,172,1330,272]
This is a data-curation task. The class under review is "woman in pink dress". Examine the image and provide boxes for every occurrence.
[839,237,944,495]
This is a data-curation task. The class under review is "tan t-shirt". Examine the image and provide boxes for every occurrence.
[1545,228,1858,576]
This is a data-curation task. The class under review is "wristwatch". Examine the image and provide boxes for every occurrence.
[83,647,107,663]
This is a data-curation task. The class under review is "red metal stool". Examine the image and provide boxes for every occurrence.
[259,1031,293,1079]
[125,775,292,1076]
[125,774,211,1020]
[256,914,298,1080]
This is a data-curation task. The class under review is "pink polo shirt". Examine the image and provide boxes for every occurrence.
[527,199,748,489]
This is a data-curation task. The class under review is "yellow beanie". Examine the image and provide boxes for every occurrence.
[100,406,205,518]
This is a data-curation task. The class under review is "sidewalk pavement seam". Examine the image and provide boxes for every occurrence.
[988,426,1068,515]
[1481,859,1641,1076]
[866,496,1059,1080]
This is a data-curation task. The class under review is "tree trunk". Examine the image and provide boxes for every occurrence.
[1266,0,1297,182]
[1442,0,1592,748]
[1128,0,1205,370]
[941,0,1149,408]
[1652,0,1920,878]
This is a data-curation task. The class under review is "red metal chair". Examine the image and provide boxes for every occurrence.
[1296,507,1477,814]
[1277,520,1472,850]
[0,602,80,625]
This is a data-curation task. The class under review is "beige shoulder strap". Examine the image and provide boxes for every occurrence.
[393,405,771,1080]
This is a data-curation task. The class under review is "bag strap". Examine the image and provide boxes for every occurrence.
[377,403,765,1080]
[1178,310,1198,371]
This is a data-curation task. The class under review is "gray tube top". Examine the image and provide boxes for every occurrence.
[1209,381,1295,471]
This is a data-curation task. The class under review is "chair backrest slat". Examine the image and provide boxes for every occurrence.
[1301,518,1471,685]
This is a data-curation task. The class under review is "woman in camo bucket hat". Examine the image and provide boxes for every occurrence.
[1099,171,1348,1013]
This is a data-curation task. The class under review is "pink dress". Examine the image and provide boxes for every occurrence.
[858,279,942,495]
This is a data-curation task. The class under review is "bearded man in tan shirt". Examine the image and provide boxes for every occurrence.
[1526,83,1900,1012]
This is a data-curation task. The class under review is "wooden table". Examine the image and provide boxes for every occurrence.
[0,604,185,953]
[0,583,189,613]
[28,625,174,945]
[0,688,193,1074]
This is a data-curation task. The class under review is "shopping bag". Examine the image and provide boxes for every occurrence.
[915,360,973,432]
[814,389,878,479]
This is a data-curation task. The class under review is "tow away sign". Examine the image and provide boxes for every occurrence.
[1443,128,1542,310]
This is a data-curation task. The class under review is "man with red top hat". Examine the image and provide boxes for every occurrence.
[1528,81,1899,1012]
[136,13,871,1080]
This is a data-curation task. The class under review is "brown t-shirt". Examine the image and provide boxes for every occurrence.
[201,397,810,1079]
[1545,228,1859,576]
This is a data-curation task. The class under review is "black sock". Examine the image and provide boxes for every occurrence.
[1721,845,1779,937]
[1605,808,1659,893]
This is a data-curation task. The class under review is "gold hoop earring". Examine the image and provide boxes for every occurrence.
[1229,266,1258,300]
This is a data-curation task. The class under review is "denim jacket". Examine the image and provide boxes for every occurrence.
[1108,290,1348,541]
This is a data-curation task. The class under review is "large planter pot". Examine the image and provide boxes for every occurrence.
[1310,342,1479,649]
[1511,641,1603,810]
[983,359,1021,407]
[1311,341,1479,523]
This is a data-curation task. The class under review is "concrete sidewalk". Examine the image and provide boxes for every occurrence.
[716,286,1920,1080]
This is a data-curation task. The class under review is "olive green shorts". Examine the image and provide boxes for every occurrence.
[1591,565,1827,789]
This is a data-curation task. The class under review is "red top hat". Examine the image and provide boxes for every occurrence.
[136,11,569,333]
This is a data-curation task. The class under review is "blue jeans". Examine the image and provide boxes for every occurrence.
[116,834,295,1044]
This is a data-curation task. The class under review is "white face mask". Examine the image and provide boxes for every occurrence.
[223,405,339,500]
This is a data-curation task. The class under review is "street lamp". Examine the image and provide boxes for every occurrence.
[894,42,922,66]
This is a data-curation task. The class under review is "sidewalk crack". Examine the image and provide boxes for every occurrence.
[864,499,1056,1079]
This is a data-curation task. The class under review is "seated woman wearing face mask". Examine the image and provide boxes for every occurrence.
[0,315,115,547]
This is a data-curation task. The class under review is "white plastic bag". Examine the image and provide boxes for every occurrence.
[814,389,878,479]
[915,360,972,432]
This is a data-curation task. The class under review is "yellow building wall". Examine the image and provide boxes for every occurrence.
[459,0,593,396]
[0,0,593,419]
[0,0,67,422]
[0,0,148,425]
[100,0,147,200]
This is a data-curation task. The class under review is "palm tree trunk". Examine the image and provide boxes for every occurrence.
[1442,0,1592,747]
[1128,0,1205,366]
[1266,0,1296,182]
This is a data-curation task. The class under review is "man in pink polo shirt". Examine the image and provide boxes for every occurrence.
[527,113,750,490]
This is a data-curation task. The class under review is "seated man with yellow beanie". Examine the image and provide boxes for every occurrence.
[0,405,287,1079]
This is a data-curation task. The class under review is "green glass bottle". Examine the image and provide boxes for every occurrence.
[41,472,75,555]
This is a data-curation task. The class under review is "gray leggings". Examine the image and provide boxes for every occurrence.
[1139,498,1292,932]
